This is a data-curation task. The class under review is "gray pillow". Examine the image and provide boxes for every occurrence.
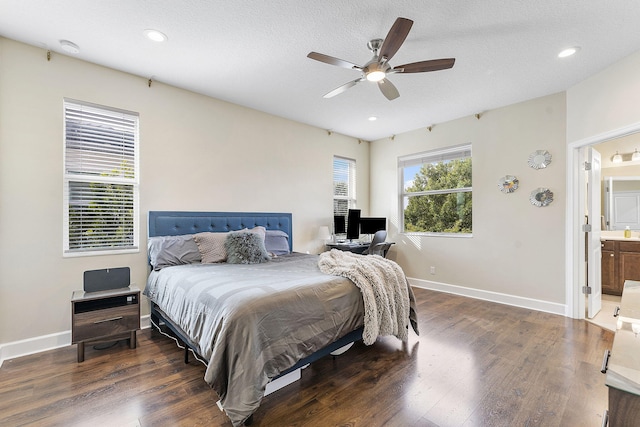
[265,229,290,255]
[148,234,202,270]
[225,231,270,264]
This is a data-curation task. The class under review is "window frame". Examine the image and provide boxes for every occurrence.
[333,156,357,230]
[398,143,472,237]
[62,99,140,257]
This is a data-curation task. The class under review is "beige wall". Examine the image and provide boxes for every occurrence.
[0,38,369,346]
[370,93,567,305]
[567,50,640,143]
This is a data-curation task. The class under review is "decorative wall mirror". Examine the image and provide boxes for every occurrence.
[530,187,553,207]
[498,175,519,193]
[527,150,552,169]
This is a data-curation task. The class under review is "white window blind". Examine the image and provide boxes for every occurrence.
[63,99,139,255]
[333,156,356,220]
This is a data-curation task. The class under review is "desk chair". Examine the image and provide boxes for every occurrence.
[362,230,393,258]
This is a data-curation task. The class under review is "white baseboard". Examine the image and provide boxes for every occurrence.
[408,277,566,316]
[0,315,151,368]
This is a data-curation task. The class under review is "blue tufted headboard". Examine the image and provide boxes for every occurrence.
[148,211,293,252]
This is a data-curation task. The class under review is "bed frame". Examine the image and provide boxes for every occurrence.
[147,211,363,402]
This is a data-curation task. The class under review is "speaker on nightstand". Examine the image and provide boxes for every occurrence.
[83,267,130,292]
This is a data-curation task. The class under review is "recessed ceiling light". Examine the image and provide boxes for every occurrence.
[558,46,580,58]
[144,29,168,42]
[59,40,80,54]
[368,116,378,121]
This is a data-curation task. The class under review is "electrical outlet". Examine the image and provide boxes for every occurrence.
[430,266,436,275]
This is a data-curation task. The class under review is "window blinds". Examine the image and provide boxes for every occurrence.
[333,156,356,218]
[63,100,139,253]
[398,143,472,168]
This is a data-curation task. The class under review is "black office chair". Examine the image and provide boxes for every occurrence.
[362,230,393,258]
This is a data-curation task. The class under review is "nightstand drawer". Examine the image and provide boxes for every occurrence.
[72,305,139,342]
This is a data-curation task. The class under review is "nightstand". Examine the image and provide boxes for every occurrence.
[71,286,140,362]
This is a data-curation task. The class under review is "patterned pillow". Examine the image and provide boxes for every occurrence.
[194,232,229,263]
[225,231,270,264]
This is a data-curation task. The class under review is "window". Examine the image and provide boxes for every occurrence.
[333,156,356,227]
[63,99,139,255]
[399,144,472,235]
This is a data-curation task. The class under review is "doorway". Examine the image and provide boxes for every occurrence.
[567,121,640,319]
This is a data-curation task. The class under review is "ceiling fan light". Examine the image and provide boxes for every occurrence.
[632,149,640,162]
[612,151,623,163]
[366,70,386,82]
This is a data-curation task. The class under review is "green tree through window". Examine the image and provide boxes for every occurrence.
[400,145,472,234]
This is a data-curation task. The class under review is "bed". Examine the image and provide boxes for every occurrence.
[144,211,415,426]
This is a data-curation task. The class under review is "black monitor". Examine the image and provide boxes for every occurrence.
[333,215,346,234]
[360,217,386,235]
[346,209,361,240]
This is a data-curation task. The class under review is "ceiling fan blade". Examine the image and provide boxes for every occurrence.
[378,79,399,100]
[307,52,362,70]
[379,17,413,63]
[323,78,364,98]
[394,58,456,73]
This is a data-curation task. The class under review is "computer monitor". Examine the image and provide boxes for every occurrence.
[359,217,386,235]
[333,215,346,234]
[346,209,361,241]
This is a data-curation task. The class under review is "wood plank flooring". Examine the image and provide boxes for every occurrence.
[0,288,613,426]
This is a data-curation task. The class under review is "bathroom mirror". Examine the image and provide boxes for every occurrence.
[603,176,640,230]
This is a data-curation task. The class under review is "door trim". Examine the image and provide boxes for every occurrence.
[566,121,640,318]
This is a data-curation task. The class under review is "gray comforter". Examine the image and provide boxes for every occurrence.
[144,253,364,426]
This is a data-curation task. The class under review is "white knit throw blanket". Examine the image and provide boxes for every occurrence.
[318,249,411,345]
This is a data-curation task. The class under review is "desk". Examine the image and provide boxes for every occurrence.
[326,242,370,254]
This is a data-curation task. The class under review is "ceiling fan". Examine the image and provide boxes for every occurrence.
[307,17,455,101]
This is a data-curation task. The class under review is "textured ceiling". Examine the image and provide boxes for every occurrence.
[1,0,640,141]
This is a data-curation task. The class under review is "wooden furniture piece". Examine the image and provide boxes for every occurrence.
[71,286,140,362]
[601,240,640,295]
[602,280,640,426]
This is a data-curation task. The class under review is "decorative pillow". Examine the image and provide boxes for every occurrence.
[265,229,290,255]
[194,232,229,263]
[225,231,270,264]
[148,234,202,271]
[246,226,266,241]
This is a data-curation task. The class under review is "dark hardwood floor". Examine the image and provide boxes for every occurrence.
[0,288,613,426]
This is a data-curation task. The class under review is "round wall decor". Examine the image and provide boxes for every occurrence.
[528,150,552,169]
[530,187,554,207]
[498,175,519,193]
